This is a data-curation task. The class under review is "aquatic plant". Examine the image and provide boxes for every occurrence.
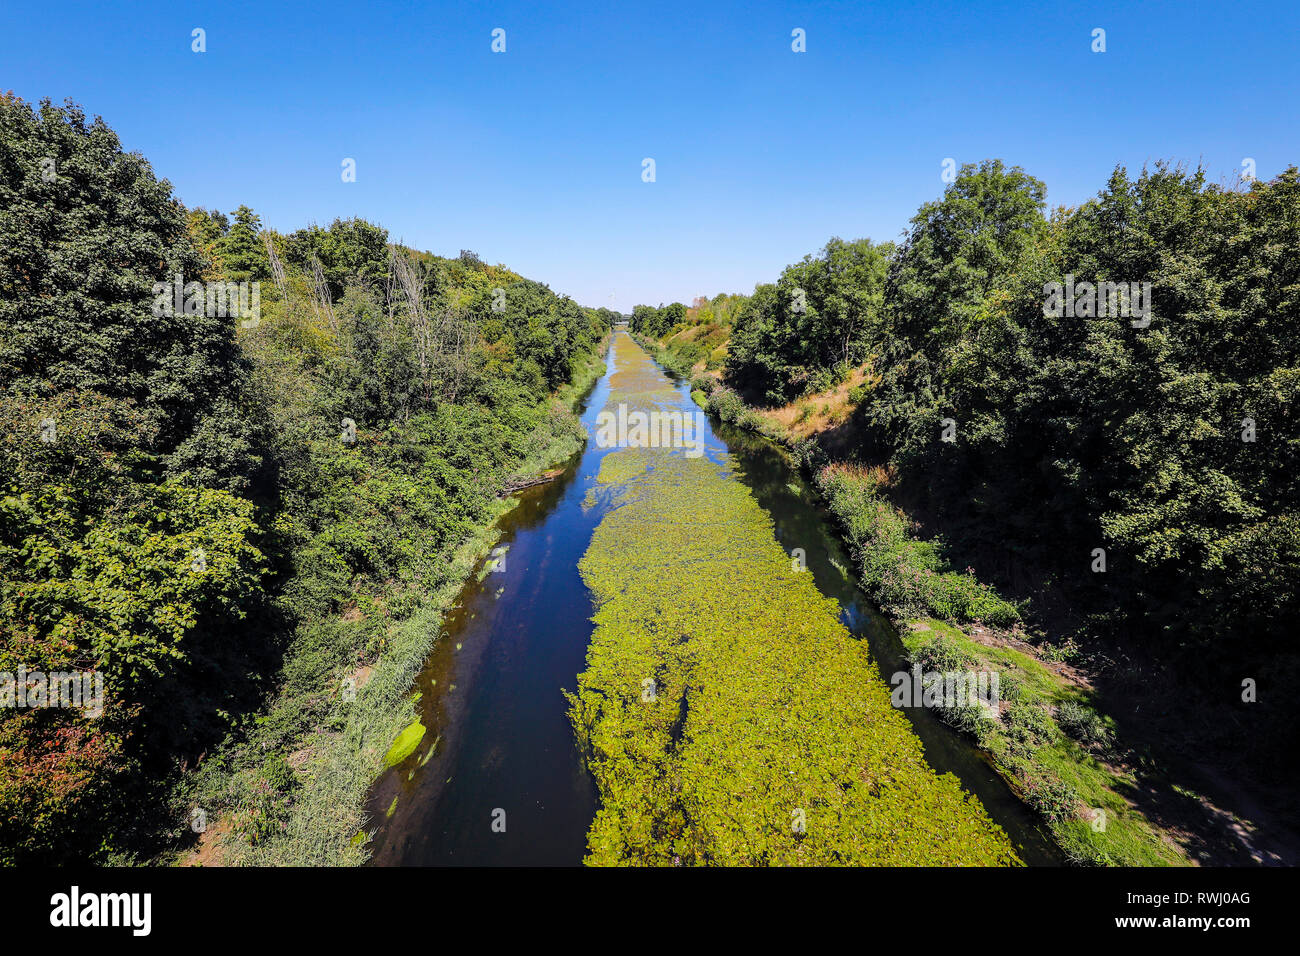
[567,335,1019,866]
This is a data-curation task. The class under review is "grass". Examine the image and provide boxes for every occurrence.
[892,620,1184,864]
[656,319,732,374]
[816,467,1021,627]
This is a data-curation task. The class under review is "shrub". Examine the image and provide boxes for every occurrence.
[1002,700,1059,758]
[907,635,993,734]
[690,374,716,396]
[704,388,746,424]
[910,633,977,673]
[1056,701,1115,749]
[1018,767,1081,823]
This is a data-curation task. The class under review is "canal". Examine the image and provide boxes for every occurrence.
[364,330,1059,865]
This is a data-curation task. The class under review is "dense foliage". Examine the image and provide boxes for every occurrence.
[1,96,271,860]
[726,237,894,404]
[636,159,1299,749]
[0,96,612,863]
[851,160,1300,726]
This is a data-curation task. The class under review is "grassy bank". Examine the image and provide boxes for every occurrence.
[816,465,1184,865]
[629,329,720,380]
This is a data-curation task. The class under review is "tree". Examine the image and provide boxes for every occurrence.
[0,97,270,862]
[216,205,268,283]
[726,238,892,403]
[0,95,259,486]
[868,159,1047,461]
[285,217,389,299]
[186,207,229,274]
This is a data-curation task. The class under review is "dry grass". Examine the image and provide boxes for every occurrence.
[820,460,895,489]
[667,323,706,344]
[760,364,877,442]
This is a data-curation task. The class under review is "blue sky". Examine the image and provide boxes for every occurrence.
[4,0,1298,311]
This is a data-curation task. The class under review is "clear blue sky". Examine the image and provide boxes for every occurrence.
[4,0,1298,312]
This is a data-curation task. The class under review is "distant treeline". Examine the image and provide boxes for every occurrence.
[0,95,614,863]
[633,159,1300,769]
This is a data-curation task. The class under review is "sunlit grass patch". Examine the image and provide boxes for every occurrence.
[761,364,877,440]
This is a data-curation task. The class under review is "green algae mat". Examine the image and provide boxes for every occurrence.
[565,333,1020,865]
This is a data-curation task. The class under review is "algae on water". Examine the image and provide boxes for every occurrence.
[383,720,426,769]
[565,332,1020,866]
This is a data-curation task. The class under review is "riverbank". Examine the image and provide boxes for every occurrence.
[172,340,610,866]
[566,332,1021,865]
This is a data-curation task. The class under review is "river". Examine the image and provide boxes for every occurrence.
[364,329,1060,865]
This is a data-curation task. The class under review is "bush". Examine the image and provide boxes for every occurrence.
[1018,768,1081,823]
[705,388,746,424]
[907,635,994,734]
[817,466,1020,626]
[790,438,826,473]
[1002,700,1059,758]
[689,374,716,396]
[1056,701,1115,750]
[803,363,845,396]
[910,633,977,673]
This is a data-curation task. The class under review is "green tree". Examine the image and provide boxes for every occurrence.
[0,95,259,485]
[216,204,268,283]
[727,238,892,403]
[868,159,1047,461]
